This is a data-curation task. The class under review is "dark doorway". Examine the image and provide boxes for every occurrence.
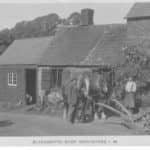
[25,69,37,105]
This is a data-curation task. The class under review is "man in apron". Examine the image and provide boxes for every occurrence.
[124,77,137,113]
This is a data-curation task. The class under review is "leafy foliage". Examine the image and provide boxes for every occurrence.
[68,12,81,25]
[0,11,81,54]
[115,45,150,87]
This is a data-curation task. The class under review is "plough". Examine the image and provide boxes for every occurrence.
[96,98,150,134]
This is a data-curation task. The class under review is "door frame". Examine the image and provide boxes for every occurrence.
[25,68,37,105]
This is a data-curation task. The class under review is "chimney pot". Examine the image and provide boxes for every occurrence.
[80,8,94,26]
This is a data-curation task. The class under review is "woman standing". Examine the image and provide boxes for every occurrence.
[124,77,137,113]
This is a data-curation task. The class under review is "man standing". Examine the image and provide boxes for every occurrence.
[64,77,79,123]
[124,77,137,113]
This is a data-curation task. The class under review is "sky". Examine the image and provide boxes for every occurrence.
[0,3,134,30]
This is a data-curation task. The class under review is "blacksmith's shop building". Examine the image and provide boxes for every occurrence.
[0,3,149,105]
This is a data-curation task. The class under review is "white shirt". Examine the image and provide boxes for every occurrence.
[125,81,137,92]
[83,77,90,96]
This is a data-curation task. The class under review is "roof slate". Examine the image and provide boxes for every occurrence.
[81,24,127,66]
[0,24,128,66]
[126,3,150,19]
[0,37,52,65]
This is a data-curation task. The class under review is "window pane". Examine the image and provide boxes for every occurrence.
[13,73,17,85]
[8,72,17,86]
[8,73,12,84]
[13,80,17,85]
[13,73,17,81]
[51,69,57,88]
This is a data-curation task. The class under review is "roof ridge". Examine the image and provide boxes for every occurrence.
[14,36,52,41]
[126,2,150,19]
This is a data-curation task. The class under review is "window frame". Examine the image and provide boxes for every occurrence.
[8,72,17,87]
[51,69,62,88]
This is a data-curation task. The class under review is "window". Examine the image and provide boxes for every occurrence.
[8,72,17,86]
[51,69,62,88]
[57,69,62,87]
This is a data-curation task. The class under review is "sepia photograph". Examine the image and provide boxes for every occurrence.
[0,0,150,146]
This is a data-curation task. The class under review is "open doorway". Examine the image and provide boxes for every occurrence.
[25,69,37,105]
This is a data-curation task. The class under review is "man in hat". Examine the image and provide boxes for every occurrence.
[63,77,79,123]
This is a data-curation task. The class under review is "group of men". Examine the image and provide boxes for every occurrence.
[63,70,140,123]
[23,69,139,123]
[63,71,110,123]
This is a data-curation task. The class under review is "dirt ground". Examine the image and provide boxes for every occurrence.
[0,111,144,136]
[0,96,149,136]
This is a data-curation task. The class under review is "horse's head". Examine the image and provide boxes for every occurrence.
[76,73,90,97]
[83,76,90,96]
[92,73,108,92]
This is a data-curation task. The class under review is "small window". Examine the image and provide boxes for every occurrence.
[8,72,17,87]
[51,69,62,88]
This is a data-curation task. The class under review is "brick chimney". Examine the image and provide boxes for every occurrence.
[80,8,94,26]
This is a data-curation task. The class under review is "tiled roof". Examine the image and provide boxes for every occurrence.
[126,3,150,19]
[0,24,128,66]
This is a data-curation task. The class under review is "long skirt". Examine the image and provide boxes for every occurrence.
[124,92,135,109]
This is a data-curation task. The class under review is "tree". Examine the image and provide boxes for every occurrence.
[68,12,81,25]
[0,13,60,54]
[115,45,150,87]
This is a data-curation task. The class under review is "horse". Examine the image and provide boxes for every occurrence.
[73,71,110,122]
[62,70,111,123]
[88,71,110,119]
[61,71,93,123]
